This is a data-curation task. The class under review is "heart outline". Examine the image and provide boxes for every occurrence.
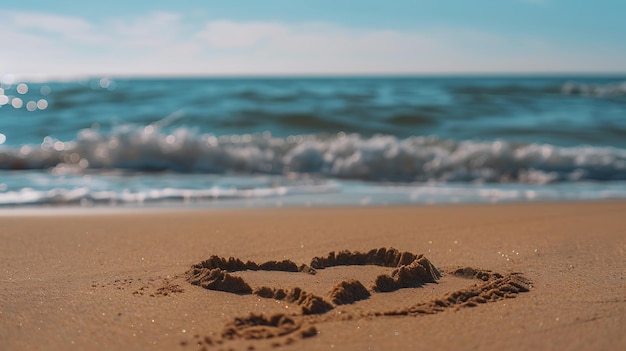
[183,247,531,348]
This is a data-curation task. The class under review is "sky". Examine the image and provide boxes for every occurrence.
[1,0,625,80]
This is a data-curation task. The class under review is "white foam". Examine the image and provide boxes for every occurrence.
[561,81,626,97]
[0,181,339,206]
[1,126,625,184]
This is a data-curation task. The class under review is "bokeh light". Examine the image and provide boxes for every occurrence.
[1,74,15,88]
[99,77,116,90]
[17,83,29,94]
[0,81,50,110]
[11,97,23,108]
[26,101,37,111]
[37,99,49,110]
[40,86,51,95]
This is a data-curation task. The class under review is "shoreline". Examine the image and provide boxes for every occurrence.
[1,201,624,350]
[1,197,625,216]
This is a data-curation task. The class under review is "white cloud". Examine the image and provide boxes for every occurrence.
[8,11,92,35]
[107,12,186,49]
[0,10,623,80]
[198,20,289,49]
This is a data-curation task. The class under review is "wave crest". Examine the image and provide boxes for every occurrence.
[1,126,625,183]
[561,81,626,98]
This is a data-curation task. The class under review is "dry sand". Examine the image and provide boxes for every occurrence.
[1,201,624,350]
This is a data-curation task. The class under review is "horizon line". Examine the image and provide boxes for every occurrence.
[6,71,626,84]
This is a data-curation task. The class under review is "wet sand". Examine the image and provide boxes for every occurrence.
[1,202,624,350]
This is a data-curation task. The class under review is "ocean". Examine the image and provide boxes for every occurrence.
[0,76,625,207]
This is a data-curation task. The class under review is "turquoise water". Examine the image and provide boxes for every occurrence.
[0,76,625,207]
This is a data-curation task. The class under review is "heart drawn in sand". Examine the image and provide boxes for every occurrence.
[181,247,531,349]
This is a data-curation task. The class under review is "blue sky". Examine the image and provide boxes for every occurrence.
[1,0,625,79]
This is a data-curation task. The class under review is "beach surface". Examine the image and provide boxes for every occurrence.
[1,201,624,351]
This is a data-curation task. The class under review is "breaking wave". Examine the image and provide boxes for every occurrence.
[1,124,625,184]
[560,81,626,98]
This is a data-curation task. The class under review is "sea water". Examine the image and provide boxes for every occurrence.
[0,76,625,207]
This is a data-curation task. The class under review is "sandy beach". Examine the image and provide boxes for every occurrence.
[1,201,624,351]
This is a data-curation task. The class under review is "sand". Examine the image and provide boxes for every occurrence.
[0,201,624,350]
